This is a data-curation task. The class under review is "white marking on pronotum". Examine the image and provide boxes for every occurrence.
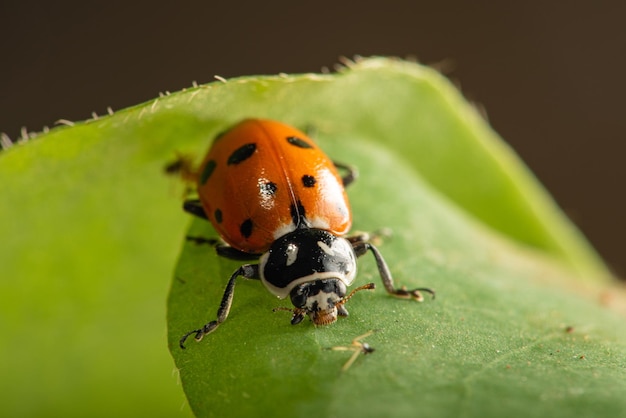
[317,241,335,256]
[214,75,227,83]
[285,243,298,267]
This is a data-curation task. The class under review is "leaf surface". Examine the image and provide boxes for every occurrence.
[1,58,622,418]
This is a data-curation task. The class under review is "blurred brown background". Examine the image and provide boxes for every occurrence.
[1,1,624,277]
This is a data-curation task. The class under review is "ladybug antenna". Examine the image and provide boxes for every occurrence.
[336,282,376,308]
[273,306,307,325]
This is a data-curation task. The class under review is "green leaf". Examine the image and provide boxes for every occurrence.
[1,57,624,418]
[166,59,625,417]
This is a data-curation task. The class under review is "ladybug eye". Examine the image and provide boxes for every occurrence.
[290,286,309,308]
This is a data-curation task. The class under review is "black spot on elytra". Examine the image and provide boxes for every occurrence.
[302,175,316,188]
[200,160,217,184]
[228,143,256,165]
[290,201,307,226]
[260,181,277,196]
[214,209,223,223]
[286,136,313,149]
[240,219,253,238]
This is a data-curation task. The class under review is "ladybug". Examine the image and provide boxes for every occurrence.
[177,119,434,348]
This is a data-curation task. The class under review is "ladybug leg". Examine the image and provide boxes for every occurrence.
[186,236,219,246]
[215,245,261,261]
[350,239,435,302]
[346,229,391,246]
[164,153,198,183]
[272,306,307,325]
[332,161,359,187]
[183,199,208,220]
[164,153,198,197]
[186,236,260,261]
[179,264,260,349]
[337,304,350,317]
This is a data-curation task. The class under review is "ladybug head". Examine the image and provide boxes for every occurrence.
[286,278,348,325]
[259,228,357,325]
